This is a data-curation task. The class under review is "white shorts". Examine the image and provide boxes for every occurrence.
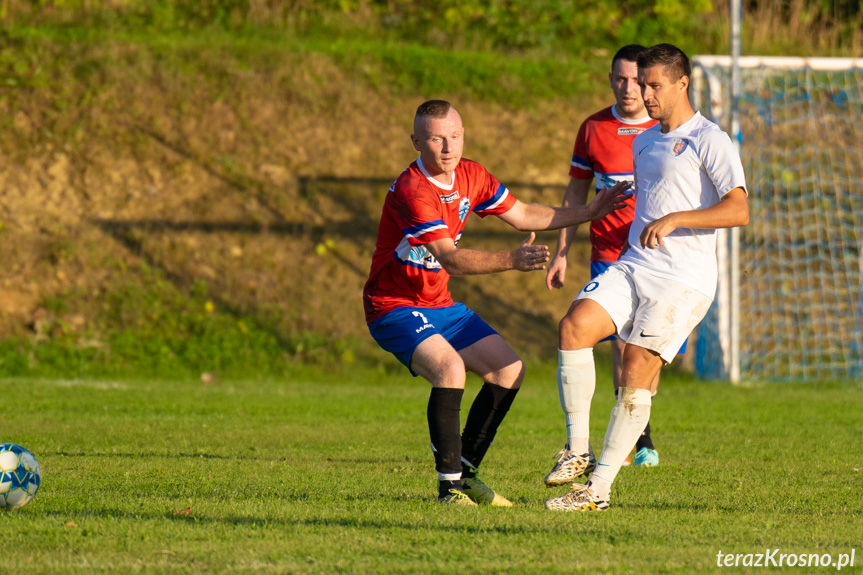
[574,262,713,363]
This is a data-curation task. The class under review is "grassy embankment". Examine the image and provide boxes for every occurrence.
[0,2,859,379]
[0,16,624,380]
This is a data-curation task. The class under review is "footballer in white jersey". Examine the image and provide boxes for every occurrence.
[546,43,749,514]
[622,111,747,297]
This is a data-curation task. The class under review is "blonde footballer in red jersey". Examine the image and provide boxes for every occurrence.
[363,158,517,323]
[363,100,632,506]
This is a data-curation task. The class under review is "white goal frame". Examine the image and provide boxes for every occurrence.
[691,55,863,383]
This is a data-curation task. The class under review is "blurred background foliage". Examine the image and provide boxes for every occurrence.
[0,0,860,56]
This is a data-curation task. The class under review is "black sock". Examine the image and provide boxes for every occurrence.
[635,420,655,451]
[461,383,519,477]
[438,479,462,498]
[427,387,464,488]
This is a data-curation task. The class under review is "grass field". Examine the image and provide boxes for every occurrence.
[2,361,862,574]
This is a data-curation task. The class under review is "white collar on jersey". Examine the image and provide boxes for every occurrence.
[610,105,652,125]
[417,156,455,190]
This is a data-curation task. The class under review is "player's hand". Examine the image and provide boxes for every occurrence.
[587,181,632,221]
[545,254,567,290]
[640,214,679,249]
[512,232,550,272]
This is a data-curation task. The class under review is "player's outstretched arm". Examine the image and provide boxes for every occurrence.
[546,177,593,291]
[639,187,749,249]
[498,181,631,233]
[425,234,550,276]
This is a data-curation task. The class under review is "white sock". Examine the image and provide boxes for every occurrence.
[590,387,652,500]
[557,348,595,454]
[438,472,461,481]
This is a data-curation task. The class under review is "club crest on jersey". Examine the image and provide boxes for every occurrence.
[458,197,470,221]
[672,139,688,156]
[598,173,619,188]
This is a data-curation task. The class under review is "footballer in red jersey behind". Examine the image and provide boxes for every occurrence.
[569,105,656,263]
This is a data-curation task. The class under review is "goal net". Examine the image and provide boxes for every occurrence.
[691,56,863,383]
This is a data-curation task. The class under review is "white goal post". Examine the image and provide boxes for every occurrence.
[691,55,863,383]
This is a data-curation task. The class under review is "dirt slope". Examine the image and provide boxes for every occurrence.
[0,43,607,361]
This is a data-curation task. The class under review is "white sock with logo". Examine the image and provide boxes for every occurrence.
[557,348,595,454]
[589,387,652,500]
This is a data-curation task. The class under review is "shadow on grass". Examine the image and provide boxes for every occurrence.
[41,507,652,537]
[47,451,424,465]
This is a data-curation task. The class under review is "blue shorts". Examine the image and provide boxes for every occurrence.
[367,303,498,376]
[590,261,688,354]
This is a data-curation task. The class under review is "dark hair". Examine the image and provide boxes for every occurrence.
[637,43,691,81]
[611,44,647,71]
[415,100,451,120]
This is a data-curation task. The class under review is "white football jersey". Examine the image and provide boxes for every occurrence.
[621,112,747,297]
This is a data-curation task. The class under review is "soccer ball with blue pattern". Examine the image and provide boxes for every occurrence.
[0,443,41,510]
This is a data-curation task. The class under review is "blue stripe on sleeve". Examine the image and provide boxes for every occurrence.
[571,154,591,171]
[474,183,509,213]
[402,219,447,239]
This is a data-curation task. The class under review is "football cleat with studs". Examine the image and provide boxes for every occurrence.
[543,444,596,487]
[437,488,478,506]
[545,483,609,512]
[462,476,513,507]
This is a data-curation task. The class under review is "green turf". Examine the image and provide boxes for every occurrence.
[1,363,861,574]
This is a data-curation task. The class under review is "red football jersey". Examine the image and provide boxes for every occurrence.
[569,106,657,262]
[363,157,518,323]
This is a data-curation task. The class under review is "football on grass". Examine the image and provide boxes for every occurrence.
[0,443,41,510]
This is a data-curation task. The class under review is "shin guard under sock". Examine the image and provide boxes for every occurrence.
[427,387,464,485]
[461,383,519,476]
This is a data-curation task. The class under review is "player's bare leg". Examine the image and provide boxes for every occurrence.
[545,300,614,487]
[411,334,468,390]
[459,334,524,391]
[611,338,625,390]
[456,335,523,506]
[410,335,476,506]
